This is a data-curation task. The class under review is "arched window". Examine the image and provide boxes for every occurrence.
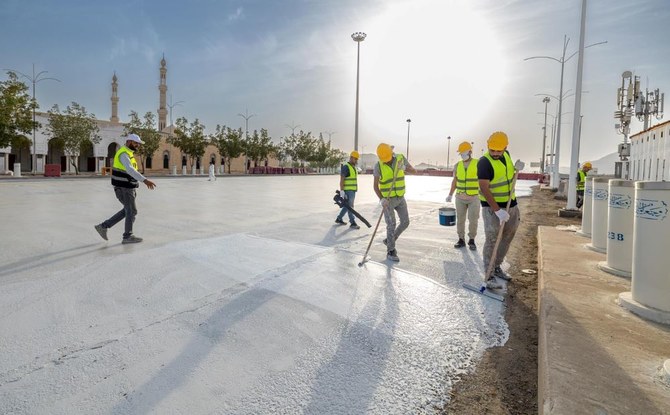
[163,151,169,169]
[210,154,216,165]
[182,155,187,167]
[146,156,152,169]
[196,156,201,170]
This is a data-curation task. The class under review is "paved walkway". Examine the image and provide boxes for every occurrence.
[538,226,670,414]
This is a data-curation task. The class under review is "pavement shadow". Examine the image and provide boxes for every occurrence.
[0,243,102,279]
[111,284,280,414]
[303,266,399,413]
[536,291,664,414]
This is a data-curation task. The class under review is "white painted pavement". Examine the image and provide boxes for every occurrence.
[0,175,533,414]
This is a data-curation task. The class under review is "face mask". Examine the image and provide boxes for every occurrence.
[460,152,470,160]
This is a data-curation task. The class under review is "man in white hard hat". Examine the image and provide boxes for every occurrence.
[95,133,156,244]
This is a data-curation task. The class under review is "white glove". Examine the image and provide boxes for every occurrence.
[379,198,389,208]
[494,209,510,224]
[514,159,525,171]
[446,195,453,203]
[339,190,347,199]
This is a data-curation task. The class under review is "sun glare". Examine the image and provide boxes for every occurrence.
[360,0,507,141]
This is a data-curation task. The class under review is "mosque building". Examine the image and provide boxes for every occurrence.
[1,57,260,175]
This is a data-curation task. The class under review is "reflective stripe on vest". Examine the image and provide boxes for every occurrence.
[111,146,139,188]
[378,155,406,197]
[343,162,358,191]
[455,158,479,196]
[577,170,586,191]
[479,152,515,203]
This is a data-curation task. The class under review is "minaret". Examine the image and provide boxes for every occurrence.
[110,72,119,123]
[158,55,168,131]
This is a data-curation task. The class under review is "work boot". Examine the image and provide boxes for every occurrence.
[350,222,360,229]
[468,239,477,250]
[454,238,466,248]
[387,249,400,262]
[94,224,108,241]
[493,266,511,281]
[334,218,346,225]
[486,276,503,290]
[122,235,143,244]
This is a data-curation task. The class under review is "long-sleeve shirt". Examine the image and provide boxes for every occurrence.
[119,152,146,183]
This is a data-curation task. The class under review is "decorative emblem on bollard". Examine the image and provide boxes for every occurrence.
[593,189,609,201]
[609,193,632,209]
[635,199,668,221]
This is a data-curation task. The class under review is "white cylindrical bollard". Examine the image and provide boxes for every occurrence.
[13,163,21,177]
[577,177,594,237]
[586,177,609,253]
[619,181,670,324]
[598,179,634,278]
[182,166,187,175]
[171,166,177,175]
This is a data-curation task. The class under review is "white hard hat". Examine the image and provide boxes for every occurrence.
[126,133,144,144]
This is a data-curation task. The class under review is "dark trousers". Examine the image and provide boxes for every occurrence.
[102,187,138,238]
[576,190,584,209]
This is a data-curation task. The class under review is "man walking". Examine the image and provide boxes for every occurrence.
[477,131,524,289]
[208,160,216,181]
[446,141,480,250]
[335,151,361,229]
[95,133,156,244]
[576,161,592,209]
[373,143,416,262]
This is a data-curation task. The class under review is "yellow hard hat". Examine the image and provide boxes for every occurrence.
[583,161,592,169]
[457,141,472,153]
[350,150,360,159]
[376,143,393,162]
[487,131,509,151]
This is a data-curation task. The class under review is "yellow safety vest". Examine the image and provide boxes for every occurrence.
[455,158,479,196]
[343,162,358,191]
[479,152,515,203]
[577,169,587,191]
[111,146,139,188]
[378,155,406,197]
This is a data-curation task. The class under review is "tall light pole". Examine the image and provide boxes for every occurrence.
[351,32,366,152]
[6,64,60,174]
[238,108,256,173]
[541,97,550,174]
[447,136,452,170]
[525,37,606,188]
[405,118,411,161]
[167,94,184,127]
[285,122,301,136]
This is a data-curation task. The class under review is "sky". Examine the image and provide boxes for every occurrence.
[2,0,669,167]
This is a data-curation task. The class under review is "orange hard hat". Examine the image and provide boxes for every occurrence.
[376,143,393,162]
[487,131,508,151]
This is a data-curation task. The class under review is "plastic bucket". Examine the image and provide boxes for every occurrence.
[439,207,456,226]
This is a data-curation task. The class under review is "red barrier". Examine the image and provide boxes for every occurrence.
[44,164,61,177]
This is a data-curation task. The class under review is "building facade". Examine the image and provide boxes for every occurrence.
[1,58,271,175]
[628,120,670,181]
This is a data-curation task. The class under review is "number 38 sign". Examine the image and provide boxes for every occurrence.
[608,232,624,241]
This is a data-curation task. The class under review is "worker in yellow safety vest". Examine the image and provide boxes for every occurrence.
[373,143,417,262]
[477,131,525,289]
[94,133,156,244]
[446,141,480,250]
[335,151,361,229]
[576,161,592,209]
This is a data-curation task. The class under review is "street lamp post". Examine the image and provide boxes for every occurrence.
[525,37,606,188]
[351,32,366,152]
[167,94,184,128]
[405,118,411,161]
[5,64,60,174]
[447,136,452,170]
[541,96,550,174]
[238,108,256,173]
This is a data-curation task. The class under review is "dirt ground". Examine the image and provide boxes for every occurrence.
[442,186,580,415]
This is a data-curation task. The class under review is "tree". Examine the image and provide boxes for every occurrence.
[210,125,244,174]
[167,117,207,171]
[0,71,38,149]
[123,111,162,173]
[46,102,101,174]
[293,130,316,167]
[243,128,275,167]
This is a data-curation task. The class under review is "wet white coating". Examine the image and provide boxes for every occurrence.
[0,175,533,414]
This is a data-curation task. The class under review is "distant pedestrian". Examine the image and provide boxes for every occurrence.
[576,161,592,209]
[477,131,524,288]
[94,133,156,244]
[208,161,216,181]
[335,151,360,229]
[374,143,417,262]
[446,141,480,250]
